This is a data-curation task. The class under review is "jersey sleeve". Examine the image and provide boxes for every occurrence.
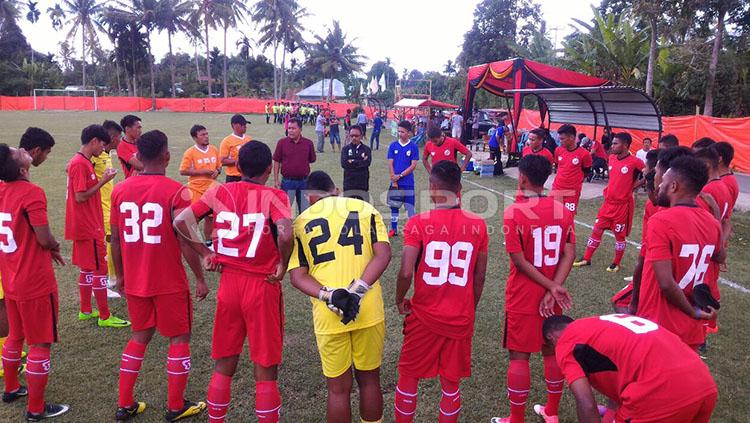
[272,141,283,162]
[582,150,593,168]
[646,216,672,261]
[270,189,292,223]
[503,207,523,254]
[172,186,192,215]
[24,186,49,227]
[69,161,90,193]
[411,144,420,161]
[110,186,121,227]
[189,185,216,219]
[219,139,230,159]
[369,208,390,244]
[179,150,193,173]
[287,222,309,271]
[477,220,489,253]
[387,144,395,160]
[556,340,587,385]
[454,138,470,155]
[402,217,421,248]
[422,143,431,159]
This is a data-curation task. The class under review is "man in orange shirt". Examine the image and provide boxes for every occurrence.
[180,124,220,244]
[219,114,252,183]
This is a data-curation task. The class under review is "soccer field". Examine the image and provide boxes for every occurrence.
[0,110,749,422]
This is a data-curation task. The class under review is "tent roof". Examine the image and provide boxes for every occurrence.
[296,79,346,99]
[393,98,458,109]
[505,86,662,132]
[467,58,609,96]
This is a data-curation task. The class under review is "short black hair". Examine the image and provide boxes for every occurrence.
[288,118,302,129]
[102,120,123,134]
[137,130,168,162]
[518,154,552,187]
[349,125,362,135]
[643,137,652,143]
[645,148,660,170]
[120,114,141,129]
[238,141,271,178]
[398,120,413,132]
[542,315,574,342]
[613,132,632,147]
[19,127,55,151]
[529,128,545,139]
[557,124,576,137]
[190,124,206,138]
[658,133,679,148]
[427,125,442,139]
[713,142,734,166]
[694,146,720,170]
[668,155,708,195]
[430,161,462,192]
[81,124,110,145]
[692,137,715,150]
[306,170,336,193]
[0,144,21,182]
[657,146,692,170]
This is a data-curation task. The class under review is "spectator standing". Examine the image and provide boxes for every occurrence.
[370,112,383,150]
[636,137,652,163]
[329,112,341,152]
[219,114,252,183]
[451,112,464,139]
[357,110,368,137]
[273,118,317,214]
[341,125,372,202]
[387,120,419,237]
[315,112,327,153]
[488,124,505,176]
[471,111,480,140]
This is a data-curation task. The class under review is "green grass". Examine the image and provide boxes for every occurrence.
[0,110,748,422]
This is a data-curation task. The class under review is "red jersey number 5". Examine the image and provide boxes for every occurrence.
[0,213,17,253]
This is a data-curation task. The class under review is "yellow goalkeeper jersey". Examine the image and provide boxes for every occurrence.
[289,196,389,335]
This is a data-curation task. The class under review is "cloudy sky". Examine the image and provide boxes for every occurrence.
[19,0,595,73]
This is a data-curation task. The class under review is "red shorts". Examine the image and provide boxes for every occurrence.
[71,239,107,272]
[594,200,635,236]
[126,291,192,337]
[611,283,634,309]
[503,309,559,353]
[397,314,471,381]
[6,291,59,345]
[211,270,284,366]
[617,391,716,423]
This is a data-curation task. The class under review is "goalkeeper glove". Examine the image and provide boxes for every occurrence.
[318,287,360,324]
[347,279,371,300]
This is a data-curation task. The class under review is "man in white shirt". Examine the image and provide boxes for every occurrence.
[315,113,327,153]
[451,113,463,139]
[357,111,368,137]
[635,136,652,163]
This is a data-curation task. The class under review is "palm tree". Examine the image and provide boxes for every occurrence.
[252,0,287,99]
[25,0,38,22]
[444,60,456,76]
[277,2,307,98]
[46,3,65,30]
[236,31,254,61]
[214,0,248,97]
[154,0,193,97]
[191,0,220,96]
[62,0,105,87]
[0,0,21,30]
[307,20,365,100]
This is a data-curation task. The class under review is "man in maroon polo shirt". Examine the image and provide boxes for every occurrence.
[273,117,317,214]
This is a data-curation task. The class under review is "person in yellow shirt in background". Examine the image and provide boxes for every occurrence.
[180,124,221,245]
[92,120,123,299]
[219,114,252,183]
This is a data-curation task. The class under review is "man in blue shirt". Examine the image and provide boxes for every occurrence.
[370,112,384,150]
[488,123,504,175]
[387,120,419,237]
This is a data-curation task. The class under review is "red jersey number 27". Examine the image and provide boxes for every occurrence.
[677,244,715,289]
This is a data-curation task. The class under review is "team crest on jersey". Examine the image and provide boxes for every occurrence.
[621,166,629,174]
[558,156,563,161]
[394,149,399,154]
[572,158,580,165]
[211,157,216,163]
[609,165,613,171]
[406,150,412,157]
[349,150,353,156]
[444,150,450,156]
[431,151,436,156]
[90,173,96,180]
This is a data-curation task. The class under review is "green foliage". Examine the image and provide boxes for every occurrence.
[306,20,365,100]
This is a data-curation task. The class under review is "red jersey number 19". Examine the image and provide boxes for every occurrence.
[0,213,17,253]
[216,211,265,258]
[423,241,474,287]
[678,244,715,289]
[533,225,562,267]
[120,202,164,244]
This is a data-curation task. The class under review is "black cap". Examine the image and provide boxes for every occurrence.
[231,114,249,125]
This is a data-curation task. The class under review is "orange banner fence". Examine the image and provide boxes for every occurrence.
[2,96,749,172]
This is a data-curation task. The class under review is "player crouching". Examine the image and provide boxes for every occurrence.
[111,131,208,421]
[393,161,489,422]
[289,171,391,423]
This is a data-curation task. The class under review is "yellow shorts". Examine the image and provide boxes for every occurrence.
[315,321,385,378]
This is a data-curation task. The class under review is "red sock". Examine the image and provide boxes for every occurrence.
[167,343,191,411]
[582,227,604,262]
[438,377,461,423]
[78,270,93,314]
[92,273,110,320]
[2,338,23,393]
[26,346,50,414]
[613,239,627,266]
[207,372,232,422]
[543,355,564,416]
[394,375,418,423]
[508,359,530,423]
[255,380,281,422]
[118,340,146,407]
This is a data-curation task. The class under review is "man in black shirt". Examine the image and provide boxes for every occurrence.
[341,125,372,202]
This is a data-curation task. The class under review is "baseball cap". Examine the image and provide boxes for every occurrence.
[231,114,249,125]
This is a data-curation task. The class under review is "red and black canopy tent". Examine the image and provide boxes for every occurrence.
[462,58,609,149]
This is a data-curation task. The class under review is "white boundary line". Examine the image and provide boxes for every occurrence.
[465,179,750,294]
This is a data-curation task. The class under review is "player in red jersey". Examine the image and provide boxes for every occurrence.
[543,314,717,423]
[574,133,645,273]
[714,141,739,209]
[64,125,130,328]
[550,124,592,215]
[611,149,661,313]
[521,128,554,165]
[492,155,575,423]
[422,126,472,173]
[0,144,70,420]
[174,141,293,423]
[393,161,488,423]
[637,155,722,349]
[117,115,144,178]
[110,131,208,421]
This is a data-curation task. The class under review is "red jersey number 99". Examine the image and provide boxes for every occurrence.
[423,241,474,287]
